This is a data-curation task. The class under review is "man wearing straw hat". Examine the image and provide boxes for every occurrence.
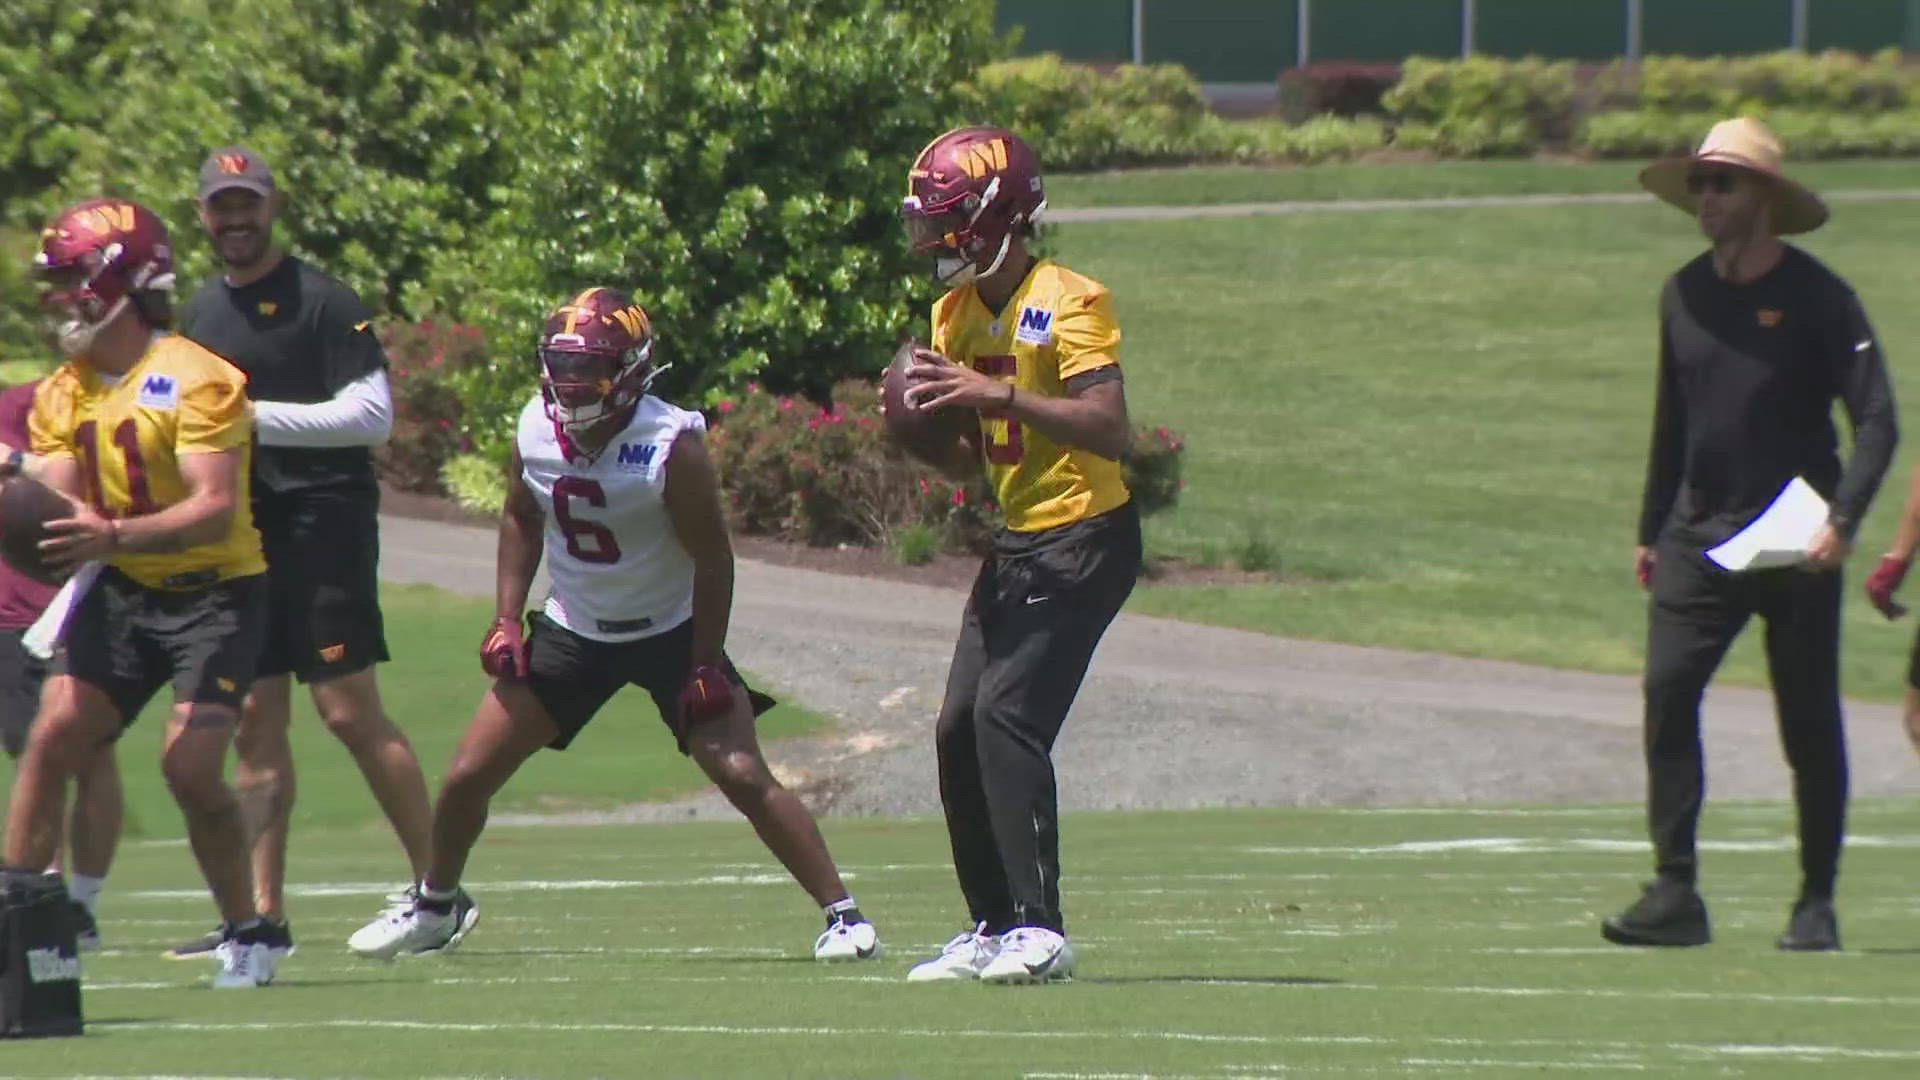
[1607,117,1897,952]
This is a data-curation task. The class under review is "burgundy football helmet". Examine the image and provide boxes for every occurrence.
[34,198,176,356]
[537,287,657,434]
[901,126,1046,286]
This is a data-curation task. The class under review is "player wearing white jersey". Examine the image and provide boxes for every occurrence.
[347,288,880,962]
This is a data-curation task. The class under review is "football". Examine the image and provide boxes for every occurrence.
[881,339,976,464]
[0,476,75,586]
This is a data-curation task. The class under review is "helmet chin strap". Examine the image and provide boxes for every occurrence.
[934,231,1013,288]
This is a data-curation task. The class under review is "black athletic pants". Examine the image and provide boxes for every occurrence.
[936,503,1140,937]
[1643,541,1848,899]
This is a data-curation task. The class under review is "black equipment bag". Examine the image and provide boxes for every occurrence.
[0,869,83,1038]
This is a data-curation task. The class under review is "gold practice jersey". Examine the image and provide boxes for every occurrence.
[931,258,1130,532]
[30,334,266,589]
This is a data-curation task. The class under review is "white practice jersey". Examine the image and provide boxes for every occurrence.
[516,394,706,642]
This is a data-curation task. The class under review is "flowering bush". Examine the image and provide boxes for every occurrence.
[1126,423,1185,518]
[706,378,991,550]
[708,380,1186,555]
[374,318,487,495]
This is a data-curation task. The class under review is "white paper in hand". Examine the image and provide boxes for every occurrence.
[22,561,102,661]
[1705,477,1830,572]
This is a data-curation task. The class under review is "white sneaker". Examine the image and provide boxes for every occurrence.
[906,924,999,982]
[814,915,882,961]
[978,927,1074,984]
[211,938,276,988]
[348,888,476,959]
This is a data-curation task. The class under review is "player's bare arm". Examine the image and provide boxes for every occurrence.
[1864,463,1920,617]
[662,429,733,667]
[40,447,242,568]
[906,349,1130,460]
[495,445,544,621]
[0,446,83,503]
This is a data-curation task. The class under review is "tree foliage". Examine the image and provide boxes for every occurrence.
[423,0,997,461]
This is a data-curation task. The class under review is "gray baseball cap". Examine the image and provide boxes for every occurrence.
[198,146,276,199]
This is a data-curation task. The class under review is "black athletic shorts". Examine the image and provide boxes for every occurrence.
[523,613,774,753]
[1907,623,1920,691]
[942,500,1143,732]
[56,567,267,726]
[0,627,48,759]
[254,487,389,683]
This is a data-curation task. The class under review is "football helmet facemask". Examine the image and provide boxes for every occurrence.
[900,126,1046,287]
[536,287,659,435]
[34,198,176,356]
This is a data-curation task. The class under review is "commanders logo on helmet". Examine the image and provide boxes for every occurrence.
[900,126,1046,286]
[34,198,176,357]
[537,287,658,436]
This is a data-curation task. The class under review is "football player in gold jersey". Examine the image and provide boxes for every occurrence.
[896,126,1141,984]
[0,199,279,988]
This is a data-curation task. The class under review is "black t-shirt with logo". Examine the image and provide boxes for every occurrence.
[178,255,388,500]
[1639,244,1898,547]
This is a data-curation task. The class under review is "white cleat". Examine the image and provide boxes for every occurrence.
[814,915,883,962]
[906,924,999,982]
[978,927,1074,985]
[211,938,277,988]
[348,888,476,960]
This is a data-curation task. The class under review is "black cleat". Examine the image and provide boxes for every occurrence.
[166,917,294,960]
[1601,879,1711,947]
[164,925,224,960]
[1776,896,1840,952]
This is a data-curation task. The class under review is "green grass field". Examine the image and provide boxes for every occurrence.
[0,583,828,842]
[17,799,1920,1077]
[1057,179,1920,700]
[1048,159,1920,208]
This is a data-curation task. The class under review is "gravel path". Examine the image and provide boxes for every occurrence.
[377,514,1919,821]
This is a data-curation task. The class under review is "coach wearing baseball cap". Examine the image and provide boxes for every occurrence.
[173,145,439,962]
[1608,117,1897,954]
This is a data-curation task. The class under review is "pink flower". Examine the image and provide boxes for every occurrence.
[1155,426,1168,439]
[951,489,966,506]
[918,479,929,494]
[428,350,444,367]
[780,398,794,411]
[395,367,410,378]
[747,382,761,392]
[437,419,451,430]
[1170,441,1183,451]
[718,400,735,413]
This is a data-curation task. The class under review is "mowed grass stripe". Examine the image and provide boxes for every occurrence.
[1066,197,1920,698]
[21,803,1919,1078]
[1047,160,1920,209]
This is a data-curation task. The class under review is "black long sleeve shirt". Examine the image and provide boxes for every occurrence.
[1638,245,1898,548]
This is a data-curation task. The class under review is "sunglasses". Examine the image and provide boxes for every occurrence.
[1685,172,1741,195]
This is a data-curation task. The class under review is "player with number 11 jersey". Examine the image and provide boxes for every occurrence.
[346,288,882,964]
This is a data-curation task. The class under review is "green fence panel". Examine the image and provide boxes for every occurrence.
[1310,0,1462,62]
[1807,0,1906,52]
[1143,0,1296,82]
[1644,0,1794,56]
[995,0,1133,63]
[1474,0,1625,60]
